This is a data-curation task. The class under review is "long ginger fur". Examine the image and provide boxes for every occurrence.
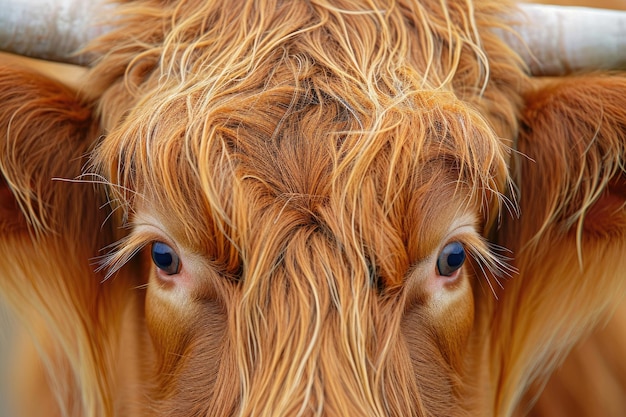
[1,1,626,416]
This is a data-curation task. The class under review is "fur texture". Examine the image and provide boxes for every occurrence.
[0,1,625,416]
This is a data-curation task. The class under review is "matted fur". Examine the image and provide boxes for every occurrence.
[1,1,626,416]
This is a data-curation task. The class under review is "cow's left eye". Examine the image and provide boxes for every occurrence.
[436,241,466,276]
[151,241,181,275]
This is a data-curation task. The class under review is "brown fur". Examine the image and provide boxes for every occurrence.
[0,1,625,416]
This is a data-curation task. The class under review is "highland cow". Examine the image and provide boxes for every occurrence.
[1,0,626,416]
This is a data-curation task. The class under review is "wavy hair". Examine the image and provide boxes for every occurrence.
[88,1,523,416]
[8,1,626,417]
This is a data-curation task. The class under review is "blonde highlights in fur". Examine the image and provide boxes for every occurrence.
[89,1,520,416]
[8,0,626,416]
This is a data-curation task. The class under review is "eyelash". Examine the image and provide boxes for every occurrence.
[97,228,178,280]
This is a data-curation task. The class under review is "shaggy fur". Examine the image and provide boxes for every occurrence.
[0,0,625,416]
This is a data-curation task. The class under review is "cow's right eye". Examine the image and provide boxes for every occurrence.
[436,241,466,277]
[151,241,181,275]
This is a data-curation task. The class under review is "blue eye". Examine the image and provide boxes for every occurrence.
[151,242,180,275]
[436,241,466,277]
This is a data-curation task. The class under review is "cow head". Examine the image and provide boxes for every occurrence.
[1,1,626,416]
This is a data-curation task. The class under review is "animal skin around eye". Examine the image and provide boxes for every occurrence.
[403,217,478,305]
[132,210,228,299]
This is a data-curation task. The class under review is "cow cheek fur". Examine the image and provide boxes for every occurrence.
[144,268,229,409]
[401,271,475,413]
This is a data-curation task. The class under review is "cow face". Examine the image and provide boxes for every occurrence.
[93,54,509,414]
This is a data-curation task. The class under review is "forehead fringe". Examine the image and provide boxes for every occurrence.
[91,0,513,264]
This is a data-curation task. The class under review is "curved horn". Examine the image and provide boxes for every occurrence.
[505,4,626,76]
[0,0,111,64]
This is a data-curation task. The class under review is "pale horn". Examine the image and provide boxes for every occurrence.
[0,0,111,64]
[505,4,626,76]
[0,1,625,75]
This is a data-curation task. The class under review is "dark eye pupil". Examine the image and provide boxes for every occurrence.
[437,241,466,277]
[447,249,465,268]
[151,242,180,275]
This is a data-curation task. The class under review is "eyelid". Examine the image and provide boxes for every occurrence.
[434,223,476,252]
[132,222,179,248]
